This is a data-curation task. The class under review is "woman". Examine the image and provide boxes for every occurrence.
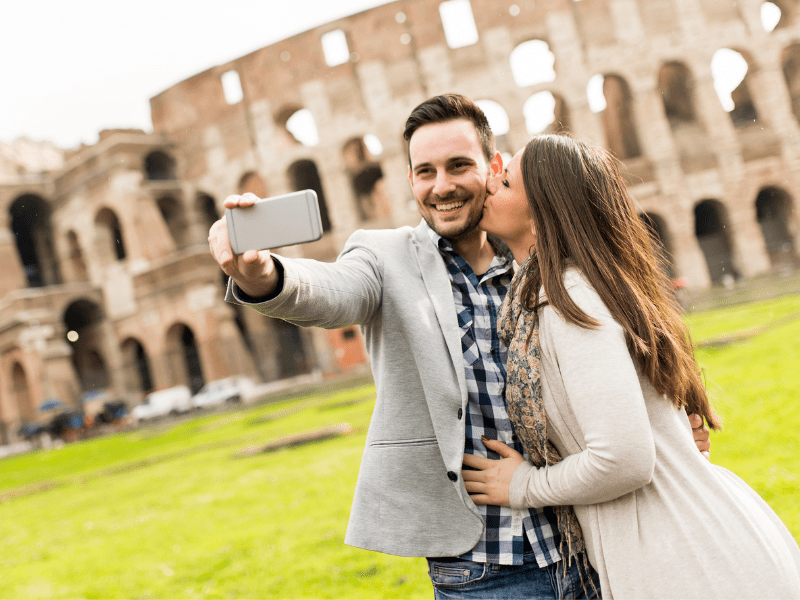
[463,134,800,598]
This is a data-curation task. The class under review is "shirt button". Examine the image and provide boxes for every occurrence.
[457,408,463,420]
[447,471,458,482]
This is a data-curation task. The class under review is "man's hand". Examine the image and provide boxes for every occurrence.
[461,437,526,507]
[208,193,281,299]
[688,413,711,460]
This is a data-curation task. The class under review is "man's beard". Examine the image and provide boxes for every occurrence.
[423,195,484,242]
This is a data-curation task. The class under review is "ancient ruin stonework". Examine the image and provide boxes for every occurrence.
[1,0,799,442]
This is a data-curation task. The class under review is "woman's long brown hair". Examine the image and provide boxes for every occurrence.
[519,134,720,428]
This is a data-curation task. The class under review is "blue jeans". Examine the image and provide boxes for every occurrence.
[426,555,600,600]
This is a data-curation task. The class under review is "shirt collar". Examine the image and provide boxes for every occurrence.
[425,223,514,265]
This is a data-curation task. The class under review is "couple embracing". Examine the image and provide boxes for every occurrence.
[209,94,800,599]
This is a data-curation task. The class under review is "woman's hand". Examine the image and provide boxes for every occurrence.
[461,437,527,507]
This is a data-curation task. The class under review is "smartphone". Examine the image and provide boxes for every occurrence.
[225,189,323,253]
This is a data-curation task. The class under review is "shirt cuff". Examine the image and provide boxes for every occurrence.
[231,259,285,304]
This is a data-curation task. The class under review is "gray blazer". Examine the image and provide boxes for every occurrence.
[226,221,485,557]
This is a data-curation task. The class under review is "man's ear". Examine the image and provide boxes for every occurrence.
[490,151,503,176]
[407,166,413,185]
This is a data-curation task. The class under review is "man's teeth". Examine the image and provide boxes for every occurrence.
[435,201,465,211]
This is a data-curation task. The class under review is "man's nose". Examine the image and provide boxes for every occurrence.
[432,171,456,196]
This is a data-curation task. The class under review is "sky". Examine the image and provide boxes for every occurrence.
[0,0,395,149]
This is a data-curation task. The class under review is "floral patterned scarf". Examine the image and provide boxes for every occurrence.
[498,259,597,593]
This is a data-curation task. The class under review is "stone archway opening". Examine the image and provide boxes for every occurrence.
[509,40,556,88]
[156,196,190,249]
[275,106,320,147]
[121,338,154,394]
[144,150,177,180]
[10,194,61,288]
[712,48,759,127]
[95,207,127,261]
[11,362,35,424]
[694,200,737,285]
[64,299,110,393]
[588,74,642,159]
[342,137,390,221]
[475,99,511,154]
[639,212,676,278]
[781,43,800,125]
[288,159,332,232]
[166,323,205,394]
[274,319,311,379]
[755,187,797,268]
[523,91,570,136]
[196,193,220,237]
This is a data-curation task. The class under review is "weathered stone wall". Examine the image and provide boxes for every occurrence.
[149,0,800,287]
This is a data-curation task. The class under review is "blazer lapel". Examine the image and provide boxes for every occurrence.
[411,222,468,406]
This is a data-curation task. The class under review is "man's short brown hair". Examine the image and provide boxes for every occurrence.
[403,94,495,166]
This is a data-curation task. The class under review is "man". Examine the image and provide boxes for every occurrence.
[209,94,710,598]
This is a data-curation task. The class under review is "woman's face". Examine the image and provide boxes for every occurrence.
[480,149,535,247]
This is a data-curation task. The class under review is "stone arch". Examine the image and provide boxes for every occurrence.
[342,137,390,221]
[764,1,797,31]
[523,91,570,135]
[475,99,511,153]
[288,159,332,231]
[509,40,556,88]
[658,61,714,171]
[66,230,88,281]
[156,196,190,248]
[165,323,205,394]
[11,362,35,424]
[275,105,319,147]
[196,192,220,236]
[755,186,798,267]
[237,172,268,197]
[144,150,176,180]
[694,200,737,284]
[712,48,759,127]
[9,194,61,288]
[64,299,111,393]
[781,43,800,125]
[94,207,127,261]
[274,319,311,378]
[639,212,675,278]
[120,337,154,394]
[597,75,642,159]
[658,62,697,127]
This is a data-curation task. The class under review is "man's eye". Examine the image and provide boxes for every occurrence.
[502,180,510,188]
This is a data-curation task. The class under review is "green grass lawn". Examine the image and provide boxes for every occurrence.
[1,295,799,599]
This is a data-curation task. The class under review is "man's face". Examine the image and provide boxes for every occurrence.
[408,119,499,241]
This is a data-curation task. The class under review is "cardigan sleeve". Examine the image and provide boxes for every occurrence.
[509,277,656,509]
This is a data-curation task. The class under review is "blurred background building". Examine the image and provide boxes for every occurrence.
[1,0,799,443]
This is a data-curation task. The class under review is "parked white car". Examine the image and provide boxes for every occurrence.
[131,385,192,422]
[192,377,253,409]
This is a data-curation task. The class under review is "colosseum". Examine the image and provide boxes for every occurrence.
[1,0,799,443]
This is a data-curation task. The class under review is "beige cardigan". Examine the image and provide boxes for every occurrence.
[509,270,800,599]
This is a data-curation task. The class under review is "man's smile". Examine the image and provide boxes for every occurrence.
[433,200,466,212]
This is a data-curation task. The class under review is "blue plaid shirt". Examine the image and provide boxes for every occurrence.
[429,229,562,567]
